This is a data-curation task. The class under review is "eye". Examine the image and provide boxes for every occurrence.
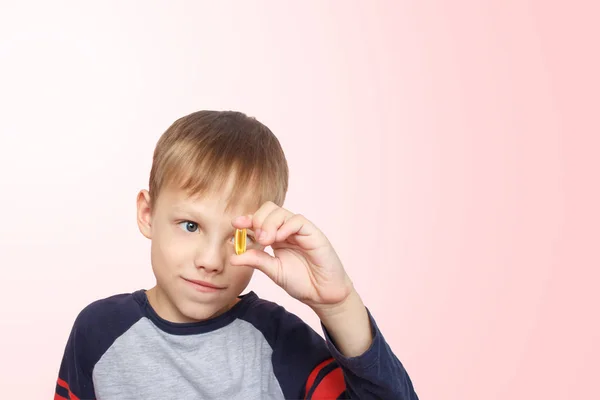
[178,221,199,233]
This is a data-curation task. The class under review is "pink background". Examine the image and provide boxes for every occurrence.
[1,1,599,399]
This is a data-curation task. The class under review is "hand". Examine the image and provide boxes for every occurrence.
[230,201,354,310]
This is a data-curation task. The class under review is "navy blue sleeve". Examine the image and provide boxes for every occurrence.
[55,293,144,400]
[56,309,98,399]
[305,308,419,400]
[241,297,418,399]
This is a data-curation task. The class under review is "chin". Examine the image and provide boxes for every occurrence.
[176,293,237,322]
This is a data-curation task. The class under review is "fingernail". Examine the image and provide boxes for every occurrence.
[259,230,267,241]
[255,229,262,239]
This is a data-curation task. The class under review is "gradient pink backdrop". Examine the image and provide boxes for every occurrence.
[1,1,598,399]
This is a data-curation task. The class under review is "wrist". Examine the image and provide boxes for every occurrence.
[311,289,374,357]
[310,288,362,322]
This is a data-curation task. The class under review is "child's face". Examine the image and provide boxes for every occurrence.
[136,184,262,323]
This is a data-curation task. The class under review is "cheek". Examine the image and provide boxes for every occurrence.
[151,231,194,267]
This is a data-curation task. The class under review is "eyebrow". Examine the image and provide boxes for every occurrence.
[170,206,206,220]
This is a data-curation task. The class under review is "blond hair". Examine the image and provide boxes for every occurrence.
[148,110,289,211]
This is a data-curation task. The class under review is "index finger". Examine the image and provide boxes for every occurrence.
[231,215,253,229]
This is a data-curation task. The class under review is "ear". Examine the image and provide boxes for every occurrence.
[136,189,153,239]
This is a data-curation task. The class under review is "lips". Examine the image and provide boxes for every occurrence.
[183,278,225,290]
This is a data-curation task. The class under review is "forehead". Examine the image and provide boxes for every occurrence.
[157,184,260,219]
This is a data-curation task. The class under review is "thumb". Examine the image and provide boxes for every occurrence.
[230,249,282,285]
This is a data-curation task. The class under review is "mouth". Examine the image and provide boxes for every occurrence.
[182,278,226,293]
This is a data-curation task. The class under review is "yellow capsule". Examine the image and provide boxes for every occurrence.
[234,228,247,255]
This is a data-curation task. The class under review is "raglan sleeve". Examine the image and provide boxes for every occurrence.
[254,298,417,400]
[303,308,419,400]
[54,311,97,400]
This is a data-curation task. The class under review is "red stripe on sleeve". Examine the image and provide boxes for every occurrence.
[56,378,81,400]
[57,378,69,390]
[305,358,334,396]
[310,366,346,399]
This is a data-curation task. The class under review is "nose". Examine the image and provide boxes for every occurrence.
[193,240,226,273]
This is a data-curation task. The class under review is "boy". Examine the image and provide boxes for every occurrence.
[55,111,418,400]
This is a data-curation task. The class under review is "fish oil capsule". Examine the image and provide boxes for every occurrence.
[235,228,247,255]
